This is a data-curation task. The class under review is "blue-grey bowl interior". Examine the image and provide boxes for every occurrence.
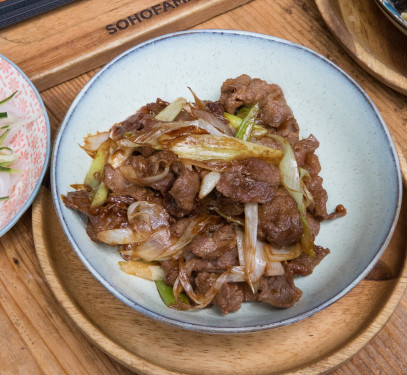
[0,54,51,238]
[51,30,402,333]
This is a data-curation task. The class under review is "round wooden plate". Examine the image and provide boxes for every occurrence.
[315,0,407,96]
[32,162,407,375]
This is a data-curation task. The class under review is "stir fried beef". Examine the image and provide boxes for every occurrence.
[286,246,329,276]
[216,158,281,204]
[169,164,200,212]
[63,74,346,314]
[216,283,245,314]
[258,274,303,308]
[258,188,303,247]
[220,74,300,143]
[104,164,153,201]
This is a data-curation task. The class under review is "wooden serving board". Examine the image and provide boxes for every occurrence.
[0,0,250,91]
[32,177,407,374]
[315,0,407,96]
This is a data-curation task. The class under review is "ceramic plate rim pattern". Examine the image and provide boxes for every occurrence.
[0,54,51,237]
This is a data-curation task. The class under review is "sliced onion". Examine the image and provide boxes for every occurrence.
[108,146,135,169]
[198,171,221,199]
[235,228,245,266]
[263,241,302,262]
[127,201,169,232]
[192,109,233,136]
[192,118,225,136]
[243,203,266,290]
[131,215,220,261]
[119,260,165,281]
[159,134,282,164]
[188,87,206,110]
[128,121,206,148]
[119,164,170,185]
[96,228,148,245]
[81,131,110,157]
[265,261,285,276]
[267,134,315,257]
[173,260,245,309]
[155,97,187,121]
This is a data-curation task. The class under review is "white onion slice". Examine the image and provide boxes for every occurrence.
[119,260,165,281]
[127,201,169,232]
[96,228,148,245]
[243,203,266,290]
[131,216,217,261]
[198,171,221,199]
[81,131,110,157]
[155,97,187,121]
[265,261,285,276]
[263,241,302,262]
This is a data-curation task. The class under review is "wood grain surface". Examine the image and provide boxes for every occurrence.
[0,0,407,374]
[31,186,407,375]
[315,0,407,95]
[0,0,251,91]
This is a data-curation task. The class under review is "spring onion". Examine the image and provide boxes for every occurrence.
[267,134,315,257]
[223,112,268,138]
[159,134,282,164]
[234,103,260,141]
[156,280,189,307]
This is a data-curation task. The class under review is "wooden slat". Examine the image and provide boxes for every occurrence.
[0,0,251,91]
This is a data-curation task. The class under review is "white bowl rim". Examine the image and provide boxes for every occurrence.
[0,54,51,238]
[51,29,402,333]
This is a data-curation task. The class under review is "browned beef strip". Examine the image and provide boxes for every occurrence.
[216,158,280,204]
[258,274,303,308]
[110,99,169,141]
[194,272,245,313]
[205,100,226,117]
[169,164,200,212]
[194,272,217,294]
[170,217,194,237]
[239,283,258,302]
[305,176,347,220]
[164,195,192,218]
[219,74,299,143]
[258,188,303,248]
[293,135,320,174]
[215,283,244,314]
[103,164,154,201]
[285,246,330,276]
[214,192,245,216]
[149,172,176,195]
[191,248,239,272]
[160,259,179,286]
[86,203,130,242]
[63,190,93,215]
[105,194,137,206]
[183,224,237,260]
[306,212,320,239]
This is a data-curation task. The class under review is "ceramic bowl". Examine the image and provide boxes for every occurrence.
[51,30,402,333]
[0,55,50,237]
[374,0,407,36]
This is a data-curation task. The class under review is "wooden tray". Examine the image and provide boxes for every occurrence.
[0,0,250,91]
[32,167,407,375]
[315,0,407,96]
